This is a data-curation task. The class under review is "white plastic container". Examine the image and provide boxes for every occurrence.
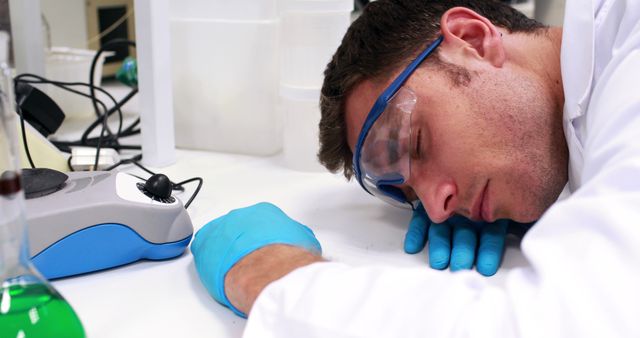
[44,47,112,120]
[278,0,351,171]
[171,18,281,155]
[279,0,352,88]
[170,0,278,21]
[170,0,282,155]
[169,0,351,155]
[280,85,324,172]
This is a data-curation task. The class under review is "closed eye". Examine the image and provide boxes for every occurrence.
[411,128,422,160]
[416,129,422,158]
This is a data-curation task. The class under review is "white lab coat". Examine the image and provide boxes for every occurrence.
[244,0,640,336]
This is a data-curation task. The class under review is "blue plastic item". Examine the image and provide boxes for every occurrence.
[32,223,191,280]
[25,171,194,280]
[404,203,511,276]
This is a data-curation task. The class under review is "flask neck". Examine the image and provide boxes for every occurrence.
[0,54,32,280]
[0,175,32,280]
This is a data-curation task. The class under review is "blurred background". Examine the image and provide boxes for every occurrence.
[0,0,568,172]
[0,0,566,73]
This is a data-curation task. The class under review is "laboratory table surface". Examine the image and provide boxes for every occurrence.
[51,149,530,338]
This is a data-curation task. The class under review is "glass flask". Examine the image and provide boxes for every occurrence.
[0,31,85,338]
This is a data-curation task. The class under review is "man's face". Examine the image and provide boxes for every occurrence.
[345,61,568,224]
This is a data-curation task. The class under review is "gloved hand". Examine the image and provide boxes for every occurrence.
[190,202,322,318]
[404,203,530,276]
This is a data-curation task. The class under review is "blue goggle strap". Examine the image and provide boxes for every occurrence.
[354,36,444,195]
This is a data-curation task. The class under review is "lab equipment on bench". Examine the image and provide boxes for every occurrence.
[0,30,86,337]
[24,169,194,280]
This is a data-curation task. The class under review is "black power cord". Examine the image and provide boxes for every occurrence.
[14,76,111,169]
[16,104,36,169]
[173,177,203,209]
[90,87,138,170]
[80,88,138,149]
[13,38,203,209]
[89,39,136,120]
[15,73,123,138]
[14,74,141,171]
[86,38,137,171]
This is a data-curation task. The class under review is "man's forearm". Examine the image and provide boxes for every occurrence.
[224,244,324,315]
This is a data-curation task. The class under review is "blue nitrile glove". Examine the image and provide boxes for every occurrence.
[190,202,322,318]
[404,203,525,276]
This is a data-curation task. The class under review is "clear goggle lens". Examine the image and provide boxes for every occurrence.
[358,87,417,208]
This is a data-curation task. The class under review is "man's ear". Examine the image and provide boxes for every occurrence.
[439,7,505,68]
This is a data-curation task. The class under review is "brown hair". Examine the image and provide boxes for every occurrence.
[318,0,545,179]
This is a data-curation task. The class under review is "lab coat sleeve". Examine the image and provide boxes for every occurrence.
[244,187,640,338]
[242,6,640,338]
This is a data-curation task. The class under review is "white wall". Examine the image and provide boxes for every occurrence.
[40,0,87,49]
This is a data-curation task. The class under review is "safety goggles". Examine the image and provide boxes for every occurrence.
[352,36,443,208]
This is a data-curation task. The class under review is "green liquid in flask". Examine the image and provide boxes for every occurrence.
[0,282,85,338]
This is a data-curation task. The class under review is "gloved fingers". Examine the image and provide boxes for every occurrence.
[427,222,451,270]
[450,222,477,271]
[476,220,509,276]
[404,205,430,254]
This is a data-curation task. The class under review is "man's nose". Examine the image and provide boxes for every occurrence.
[416,180,457,224]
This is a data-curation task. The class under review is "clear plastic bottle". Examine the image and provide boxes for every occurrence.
[0,31,85,338]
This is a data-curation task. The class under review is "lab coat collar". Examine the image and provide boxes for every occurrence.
[561,0,595,121]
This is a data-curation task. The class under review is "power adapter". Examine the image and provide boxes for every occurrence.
[70,147,120,171]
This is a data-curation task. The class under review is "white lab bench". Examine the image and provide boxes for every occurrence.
[50,149,530,338]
